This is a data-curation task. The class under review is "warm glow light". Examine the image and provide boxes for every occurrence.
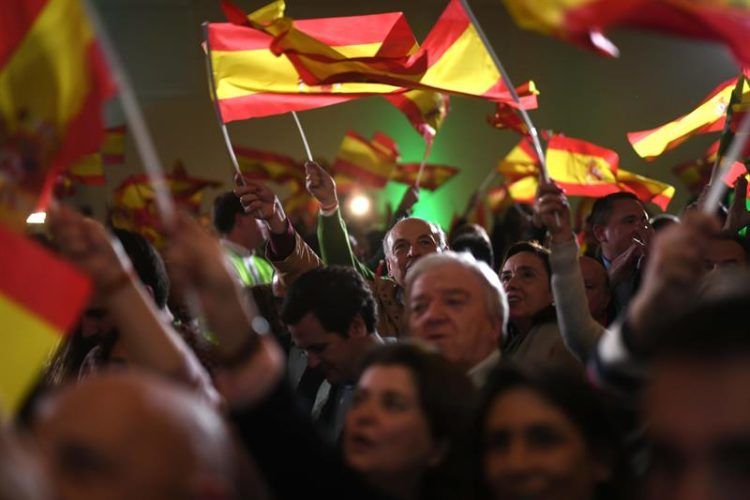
[348,194,371,217]
[26,212,46,224]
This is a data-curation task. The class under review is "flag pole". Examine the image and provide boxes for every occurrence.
[201,22,246,185]
[291,111,314,162]
[459,0,548,181]
[82,0,175,225]
[702,113,750,214]
[414,140,434,189]
[709,73,745,187]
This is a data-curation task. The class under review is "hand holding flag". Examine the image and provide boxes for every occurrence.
[305,161,338,211]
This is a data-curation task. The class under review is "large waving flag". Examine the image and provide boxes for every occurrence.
[392,162,459,191]
[0,0,114,224]
[628,76,750,160]
[264,0,540,107]
[0,223,91,413]
[331,131,399,188]
[503,0,750,67]
[205,11,416,122]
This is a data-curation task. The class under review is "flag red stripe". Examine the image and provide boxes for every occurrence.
[233,145,300,168]
[0,224,91,333]
[548,135,620,168]
[332,159,389,187]
[0,0,49,67]
[218,92,362,122]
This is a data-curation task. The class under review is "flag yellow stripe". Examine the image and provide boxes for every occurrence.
[0,294,62,414]
[632,85,734,158]
[546,149,618,184]
[101,131,125,155]
[0,0,95,131]
[213,43,400,100]
[420,24,500,95]
[69,153,103,176]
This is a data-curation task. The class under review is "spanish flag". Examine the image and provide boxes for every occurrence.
[0,222,91,413]
[384,90,450,143]
[392,162,459,191]
[615,168,675,211]
[233,145,304,184]
[112,163,220,246]
[268,0,540,107]
[497,137,541,180]
[489,103,529,136]
[504,0,750,68]
[628,77,748,160]
[331,131,398,188]
[0,0,113,213]
[546,135,621,198]
[206,12,413,122]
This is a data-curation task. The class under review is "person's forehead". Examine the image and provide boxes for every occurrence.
[609,199,646,220]
[411,264,482,295]
[359,365,417,395]
[391,219,434,241]
[502,251,545,271]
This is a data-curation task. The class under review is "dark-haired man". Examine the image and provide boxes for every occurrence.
[283,266,385,441]
[213,191,273,287]
[590,192,653,313]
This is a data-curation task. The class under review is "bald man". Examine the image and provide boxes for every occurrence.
[34,372,260,500]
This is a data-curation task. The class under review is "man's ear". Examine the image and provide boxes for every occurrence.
[348,314,368,339]
[592,224,607,244]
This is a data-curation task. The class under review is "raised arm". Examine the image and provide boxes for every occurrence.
[536,181,605,363]
[49,206,218,406]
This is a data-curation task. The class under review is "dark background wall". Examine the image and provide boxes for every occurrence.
[77,0,738,228]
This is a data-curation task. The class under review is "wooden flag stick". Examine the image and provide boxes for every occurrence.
[414,140,435,189]
[291,111,314,163]
[702,112,750,214]
[83,0,175,225]
[202,22,245,185]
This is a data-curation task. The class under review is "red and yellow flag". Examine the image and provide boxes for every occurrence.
[59,126,126,186]
[489,103,530,136]
[233,145,304,185]
[497,137,541,180]
[672,140,719,196]
[268,0,540,107]
[392,162,459,191]
[111,163,221,246]
[615,168,675,211]
[206,10,415,122]
[331,131,398,188]
[546,135,621,197]
[0,222,91,413]
[383,90,450,143]
[504,0,750,67]
[627,77,749,160]
[0,0,114,224]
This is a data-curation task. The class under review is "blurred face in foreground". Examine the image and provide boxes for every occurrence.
[343,365,441,490]
[483,388,606,500]
[645,357,750,500]
[407,262,500,369]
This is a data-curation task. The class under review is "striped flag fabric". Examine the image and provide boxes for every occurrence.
[205,11,414,122]
[233,145,304,185]
[489,103,530,136]
[0,0,114,218]
[331,131,398,188]
[266,0,540,107]
[497,137,541,180]
[392,162,459,191]
[503,0,750,67]
[60,126,127,186]
[0,222,91,413]
[627,77,748,160]
[383,90,450,143]
[546,135,621,197]
[672,140,719,196]
[615,168,675,211]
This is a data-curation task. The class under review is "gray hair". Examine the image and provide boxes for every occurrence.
[404,251,508,336]
[382,217,448,257]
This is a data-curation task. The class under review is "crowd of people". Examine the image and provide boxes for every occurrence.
[3,156,750,500]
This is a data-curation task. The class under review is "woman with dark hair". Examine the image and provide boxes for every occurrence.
[500,241,581,374]
[475,365,633,500]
